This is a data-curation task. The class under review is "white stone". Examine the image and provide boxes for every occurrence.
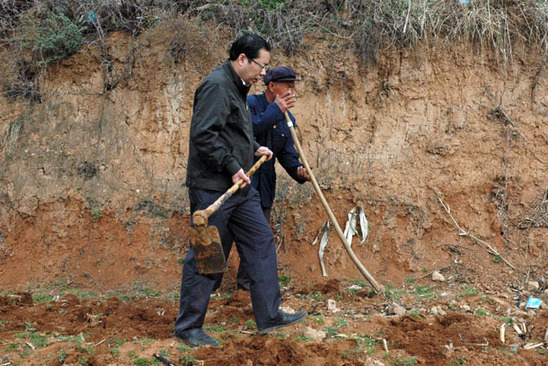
[327,299,338,311]
[527,281,540,291]
[460,304,471,312]
[393,304,406,316]
[432,271,446,282]
[430,306,447,316]
[303,326,327,341]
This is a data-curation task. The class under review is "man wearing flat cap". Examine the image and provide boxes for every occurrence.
[237,66,311,291]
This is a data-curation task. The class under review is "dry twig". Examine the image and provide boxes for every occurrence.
[433,190,515,270]
[518,189,548,229]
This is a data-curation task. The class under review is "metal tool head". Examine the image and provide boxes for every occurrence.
[189,211,228,274]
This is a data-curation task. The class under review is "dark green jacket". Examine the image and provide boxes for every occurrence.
[185,61,260,192]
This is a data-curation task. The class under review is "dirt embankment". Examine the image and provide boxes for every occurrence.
[1,16,548,366]
[1,23,547,292]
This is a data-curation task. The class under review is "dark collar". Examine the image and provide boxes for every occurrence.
[222,60,250,97]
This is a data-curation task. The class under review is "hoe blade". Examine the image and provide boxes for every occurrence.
[189,225,228,274]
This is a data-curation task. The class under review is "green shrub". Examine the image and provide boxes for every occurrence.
[22,11,83,64]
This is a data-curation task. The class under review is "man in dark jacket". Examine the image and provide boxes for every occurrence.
[174,34,307,348]
[236,66,310,291]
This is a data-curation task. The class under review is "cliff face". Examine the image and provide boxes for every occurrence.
[0,19,547,291]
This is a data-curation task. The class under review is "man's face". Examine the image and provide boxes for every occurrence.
[271,81,295,97]
[241,48,270,85]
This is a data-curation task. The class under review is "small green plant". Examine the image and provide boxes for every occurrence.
[204,325,226,333]
[406,277,416,284]
[408,310,422,319]
[492,256,502,264]
[412,286,437,300]
[278,274,291,287]
[341,344,363,358]
[452,358,467,365]
[474,309,489,316]
[92,210,103,221]
[178,257,185,264]
[58,348,67,364]
[296,290,322,299]
[295,332,314,342]
[245,319,256,330]
[313,315,325,325]
[109,348,121,356]
[323,326,339,338]
[457,286,478,298]
[134,357,151,366]
[113,338,127,346]
[140,338,154,345]
[390,357,418,365]
[501,316,513,325]
[4,341,21,352]
[33,293,55,302]
[385,284,404,302]
[337,317,349,328]
[180,352,196,366]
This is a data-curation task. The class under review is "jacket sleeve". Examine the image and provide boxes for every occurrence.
[277,129,307,184]
[190,81,240,175]
[248,96,285,136]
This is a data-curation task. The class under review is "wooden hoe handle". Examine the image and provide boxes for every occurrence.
[284,111,383,294]
[192,155,268,227]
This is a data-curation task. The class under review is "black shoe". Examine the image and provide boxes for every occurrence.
[175,328,219,347]
[258,311,307,334]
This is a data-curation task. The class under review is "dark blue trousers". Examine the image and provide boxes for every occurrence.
[174,187,282,334]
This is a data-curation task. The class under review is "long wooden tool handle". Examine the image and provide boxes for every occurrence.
[193,155,268,226]
[284,111,383,294]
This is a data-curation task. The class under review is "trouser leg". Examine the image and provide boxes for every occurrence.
[174,189,233,335]
[236,206,272,291]
[229,190,281,329]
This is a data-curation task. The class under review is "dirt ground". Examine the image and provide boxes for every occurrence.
[1,20,548,366]
[1,279,547,366]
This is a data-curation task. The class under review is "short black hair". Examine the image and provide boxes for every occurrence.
[229,34,270,61]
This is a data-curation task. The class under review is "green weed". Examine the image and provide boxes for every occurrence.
[295,332,314,342]
[134,357,151,366]
[313,315,325,325]
[204,325,226,333]
[412,286,437,300]
[390,357,418,365]
[245,319,256,330]
[408,310,422,319]
[457,286,478,298]
[278,274,291,287]
[341,344,363,358]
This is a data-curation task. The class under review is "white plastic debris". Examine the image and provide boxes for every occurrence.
[312,220,330,277]
[343,206,369,246]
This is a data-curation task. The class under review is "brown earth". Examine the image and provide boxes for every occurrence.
[0,18,547,365]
